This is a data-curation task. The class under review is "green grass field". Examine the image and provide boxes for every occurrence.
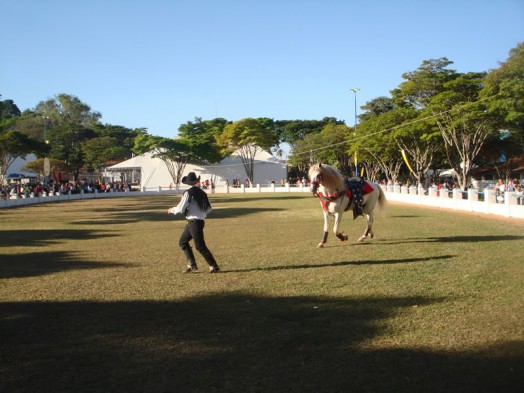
[1,194,523,392]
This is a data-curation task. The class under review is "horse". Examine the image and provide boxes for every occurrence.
[308,163,386,248]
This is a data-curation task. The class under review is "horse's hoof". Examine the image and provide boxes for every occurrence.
[336,233,348,242]
[357,237,365,243]
[317,242,325,248]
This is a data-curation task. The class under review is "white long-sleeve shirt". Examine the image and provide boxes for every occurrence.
[169,189,211,220]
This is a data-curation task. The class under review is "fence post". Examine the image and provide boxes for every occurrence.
[439,187,446,208]
[417,185,424,204]
[484,190,494,214]
[453,188,463,210]
[468,189,477,212]
[504,191,512,217]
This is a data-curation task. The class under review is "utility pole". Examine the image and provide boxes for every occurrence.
[350,88,360,176]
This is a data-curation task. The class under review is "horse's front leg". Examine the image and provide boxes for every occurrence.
[333,212,348,242]
[318,210,330,248]
[357,213,374,243]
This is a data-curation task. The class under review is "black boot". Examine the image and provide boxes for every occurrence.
[200,248,220,272]
[182,246,197,272]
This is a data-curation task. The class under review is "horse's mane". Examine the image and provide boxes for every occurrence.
[309,164,345,191]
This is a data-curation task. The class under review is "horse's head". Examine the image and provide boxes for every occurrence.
[308,164,323,196]
[308,163,345,194]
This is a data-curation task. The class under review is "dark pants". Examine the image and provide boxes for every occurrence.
[179,219,217,268]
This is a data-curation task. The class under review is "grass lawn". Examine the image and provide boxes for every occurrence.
[1,194,523,392]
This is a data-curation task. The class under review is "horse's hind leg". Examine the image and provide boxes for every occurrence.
[357,214,374,243]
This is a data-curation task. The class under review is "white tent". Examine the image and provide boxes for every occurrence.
[106,147,287,190]
[439,169,458,177]
[5,154,38,176]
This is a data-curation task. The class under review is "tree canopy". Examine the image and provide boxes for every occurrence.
[216,118,279,182]
[2,43,522,187]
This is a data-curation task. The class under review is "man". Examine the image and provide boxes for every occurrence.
[168,172,220,273]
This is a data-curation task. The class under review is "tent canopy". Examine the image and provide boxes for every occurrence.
[106,148,287,189]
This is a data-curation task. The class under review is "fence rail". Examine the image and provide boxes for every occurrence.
[2,183,523,219]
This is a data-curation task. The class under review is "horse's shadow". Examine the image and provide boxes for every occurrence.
[221,254,453,273]
[374,235,524,244]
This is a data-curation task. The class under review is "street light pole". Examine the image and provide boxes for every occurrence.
[43,116,49,144]
[43,116,50,186]
[350,88,360,132]
[350,88,360,176]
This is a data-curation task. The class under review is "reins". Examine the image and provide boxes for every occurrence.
[314,187,351,213]
[310,168,350,212]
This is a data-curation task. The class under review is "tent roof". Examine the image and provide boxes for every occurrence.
[439,169,457,177]
[107,153,155,170]
[107,148,284,171]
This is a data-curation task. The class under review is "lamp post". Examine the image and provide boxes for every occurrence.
[350,88,360,176]
[350,88,360,132]
[43,116,50,185]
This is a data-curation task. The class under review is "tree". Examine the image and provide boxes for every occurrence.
[30,94,102,180]
[35,93,101,126]
[0,98,21,121]
[481,43,524,179]
[82,136,129,178]
[22,157,67,181]
[359,96,395,122]
[355,106,405,183]
[92,124,144,154]
[177,117,228,163]
[153,139,193,186]
[0,124,46,183]
[132,132,164,156]
[315,123,353,175]
[393,111,443,186]
[389,59,456,185]
[391,58,458,109]
[425,72,495,189]
[216,118,278,183]
[275,118,339,146]
[47,122,96,181]
[288,133,320,176]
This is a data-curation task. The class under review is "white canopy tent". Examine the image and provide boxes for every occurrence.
[106,147,287,190]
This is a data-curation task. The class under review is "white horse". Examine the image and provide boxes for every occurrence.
[308,163,386,247]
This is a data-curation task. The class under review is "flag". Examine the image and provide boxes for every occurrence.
[401,149,415,175]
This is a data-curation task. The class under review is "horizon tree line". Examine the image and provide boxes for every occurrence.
[1,43,522,188]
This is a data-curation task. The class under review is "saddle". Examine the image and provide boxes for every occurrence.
[345,177,375,219]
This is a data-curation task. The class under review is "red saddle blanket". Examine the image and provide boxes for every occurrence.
[317,180,374,214]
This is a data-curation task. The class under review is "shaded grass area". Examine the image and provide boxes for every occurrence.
[1,194,523,392]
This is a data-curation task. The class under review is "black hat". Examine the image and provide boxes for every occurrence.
[182,172,200,185]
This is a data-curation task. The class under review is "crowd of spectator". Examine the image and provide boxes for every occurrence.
[5,176,521,205]
[1,181,133,200]
[494,178,523,204]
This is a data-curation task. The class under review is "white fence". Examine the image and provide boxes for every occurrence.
[2,183,523,220]
[382,185,524,220]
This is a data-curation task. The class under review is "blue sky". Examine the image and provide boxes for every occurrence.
[2,0,523,142]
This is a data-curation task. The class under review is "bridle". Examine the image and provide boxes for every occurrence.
[310,173,322,197]
[310,172,350,212]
